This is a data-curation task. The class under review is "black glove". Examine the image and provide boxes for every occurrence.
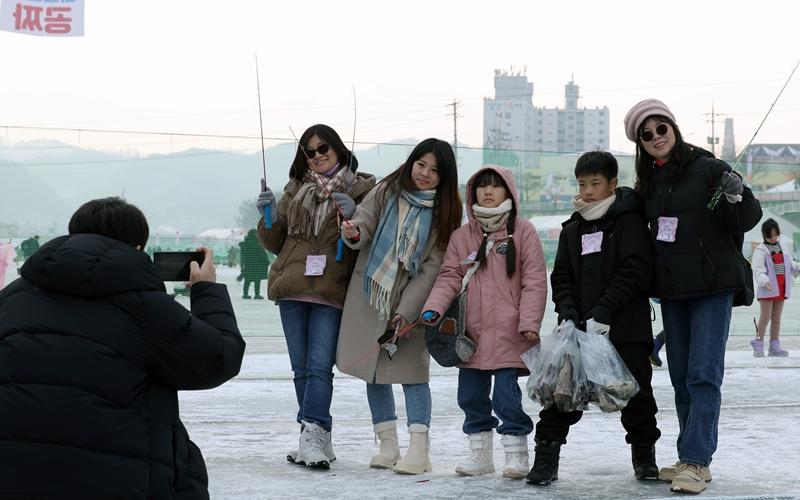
[721,171,743,202]
[331,192,356,219]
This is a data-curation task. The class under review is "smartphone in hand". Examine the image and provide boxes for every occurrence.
[153,251,204,281]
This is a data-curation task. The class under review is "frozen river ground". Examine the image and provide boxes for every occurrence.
[5,265,799,499]
[185,268,800,500]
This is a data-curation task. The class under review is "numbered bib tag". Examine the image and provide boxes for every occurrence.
[304,255,327,276]
[657,216,679,243]
[581,232,603,255]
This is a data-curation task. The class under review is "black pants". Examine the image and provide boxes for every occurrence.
[535,341,661,446]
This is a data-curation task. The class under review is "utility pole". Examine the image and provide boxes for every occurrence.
[446,99,462,161]
[704,103,725,157]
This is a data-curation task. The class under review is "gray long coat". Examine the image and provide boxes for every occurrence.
[335,186,443,385]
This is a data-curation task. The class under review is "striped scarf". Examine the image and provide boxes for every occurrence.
[363,189,435,319]
[287,165,354,238]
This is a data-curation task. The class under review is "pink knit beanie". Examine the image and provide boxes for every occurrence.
[623,99,676,142]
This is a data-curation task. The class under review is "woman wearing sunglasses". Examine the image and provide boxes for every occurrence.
[623,99,762,494]
[256,124,376,469]
[336,138,463,475]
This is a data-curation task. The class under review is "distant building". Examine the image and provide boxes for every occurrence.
[483,70,610,168]
[744,144,800,189]
[721,118,736,162]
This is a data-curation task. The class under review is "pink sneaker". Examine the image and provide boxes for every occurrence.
[768,339,789,357]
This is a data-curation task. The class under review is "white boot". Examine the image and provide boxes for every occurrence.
[455,431,495,476]
[369,421,401,469]
[500,434,529,479]
[296,421,334,469]
[393,424,432,475]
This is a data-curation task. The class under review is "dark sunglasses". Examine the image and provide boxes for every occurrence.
[304,143,330,158]
[640,123,669,143]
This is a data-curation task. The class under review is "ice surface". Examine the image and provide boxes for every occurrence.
[4,265,799,499]
[180,268,800,499]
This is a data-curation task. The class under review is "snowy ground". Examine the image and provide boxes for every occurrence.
[191,268,800,500]
[5,266,800,499]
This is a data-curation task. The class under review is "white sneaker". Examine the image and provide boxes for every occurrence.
[296,421,334,469]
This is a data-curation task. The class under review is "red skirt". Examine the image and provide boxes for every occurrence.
[760,274,786,302]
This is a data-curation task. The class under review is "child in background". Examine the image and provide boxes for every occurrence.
[422,165,547,479]
[751,218,799,357]
[527,151,661,486]
[650,330,665,367]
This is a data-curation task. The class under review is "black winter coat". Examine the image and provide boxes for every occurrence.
[0,234,245,500]
[643,148,762,299]
[551,187,654,343]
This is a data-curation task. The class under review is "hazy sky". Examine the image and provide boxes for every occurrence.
[1,0,799,157]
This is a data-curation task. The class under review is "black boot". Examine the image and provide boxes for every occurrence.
[631,443,659,480]
[526,440,561,486]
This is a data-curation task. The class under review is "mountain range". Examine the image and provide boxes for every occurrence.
[0,139,483,236]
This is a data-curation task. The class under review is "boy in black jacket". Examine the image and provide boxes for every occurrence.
[527,151,661,485]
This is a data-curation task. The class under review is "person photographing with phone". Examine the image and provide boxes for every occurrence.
[0,197,245,500]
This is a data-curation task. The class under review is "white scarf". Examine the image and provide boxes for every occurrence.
[472,199,513,233]
[572,194,616,221]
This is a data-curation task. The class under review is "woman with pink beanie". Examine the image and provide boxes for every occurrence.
[623,99,762,494]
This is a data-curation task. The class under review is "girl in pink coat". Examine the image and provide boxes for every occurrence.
[422,165,547,479]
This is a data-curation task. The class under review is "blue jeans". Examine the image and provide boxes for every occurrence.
[366,383,431,427]
[278,300,342,432]
[458,368,533,435]
[661,292,733,466]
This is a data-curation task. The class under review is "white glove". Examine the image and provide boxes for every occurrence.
[586,318,610,336]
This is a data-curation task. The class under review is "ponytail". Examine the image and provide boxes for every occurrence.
[477,232,489,267]
[505,211,517,278]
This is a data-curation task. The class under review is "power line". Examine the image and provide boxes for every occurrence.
[3,124,800,167]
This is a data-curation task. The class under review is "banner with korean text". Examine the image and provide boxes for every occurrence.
[0,0,84,37]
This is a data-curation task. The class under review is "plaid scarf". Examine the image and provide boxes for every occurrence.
[363,189,435,319]
[287,165,355,238]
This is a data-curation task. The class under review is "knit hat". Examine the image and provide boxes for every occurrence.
[623,99,675,142]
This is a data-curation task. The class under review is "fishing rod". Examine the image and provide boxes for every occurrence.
[708,57,800,210]
[339,86,358,262]
[255,54,272,228]
[289,126,350,262]
[341,319,421,373]
[350,86,357,162]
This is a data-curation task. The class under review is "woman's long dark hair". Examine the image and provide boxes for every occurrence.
[379,138,463,250]
[288,124,358,180]
[471,169,516,277]
[633,115,696,194]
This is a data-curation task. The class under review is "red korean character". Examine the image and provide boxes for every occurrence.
[12,3,44,31]
[44,6,72,34]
